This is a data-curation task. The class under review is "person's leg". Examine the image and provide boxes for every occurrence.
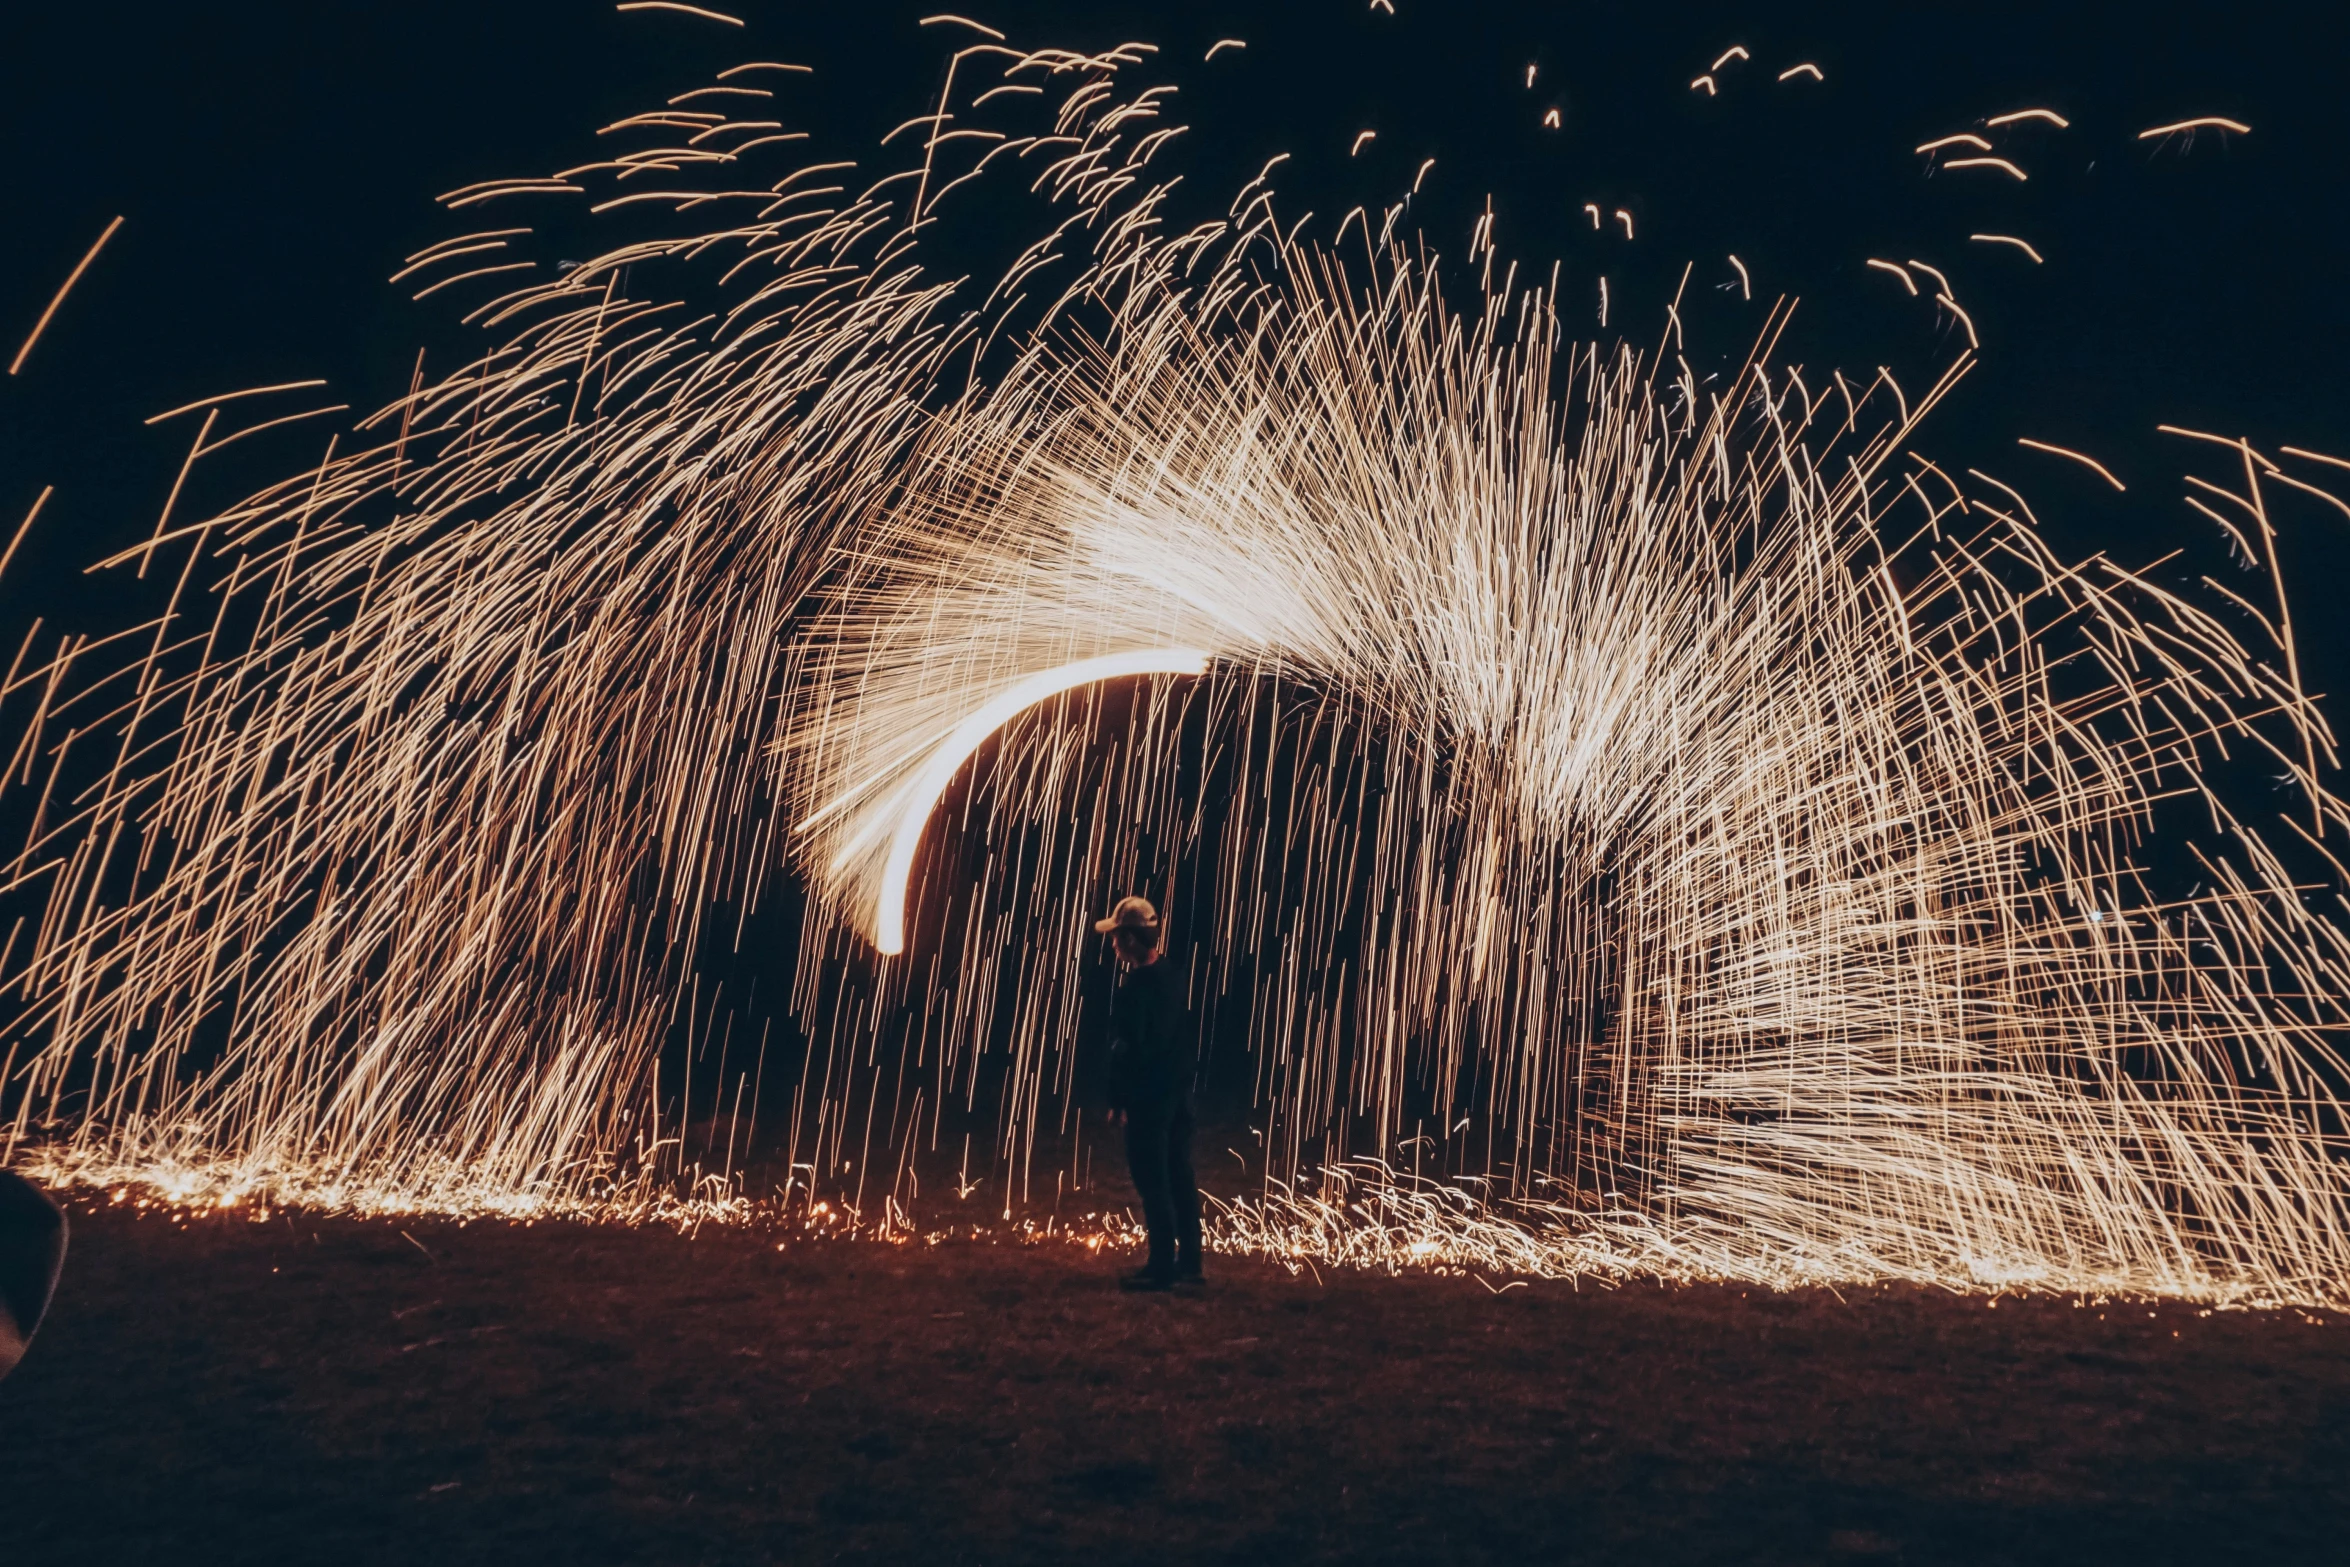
[1169,1101,1203,1279]
[1123,1107,1176,1278]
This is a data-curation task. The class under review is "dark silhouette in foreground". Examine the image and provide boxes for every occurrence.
[1095,894,1202,1291]
[0,1167,66,1381]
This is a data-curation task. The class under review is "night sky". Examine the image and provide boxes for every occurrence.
[4,0,2347,801]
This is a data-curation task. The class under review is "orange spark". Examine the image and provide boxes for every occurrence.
[9,215,123,377]
[1942,156,2027,180]
[2138,116,2251,139]
[615,1,743,23]
[2019,439,2125,491]
[1969,234,2044,263]
[1865,259,1919,295]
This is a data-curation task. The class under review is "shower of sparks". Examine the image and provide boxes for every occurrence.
[5,33,2350,1309]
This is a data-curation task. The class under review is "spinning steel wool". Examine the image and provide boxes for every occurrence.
[5,28,2348,1304]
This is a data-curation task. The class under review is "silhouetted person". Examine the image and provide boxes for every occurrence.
[1096,895,1202,1291]
[0,1167,66,1382]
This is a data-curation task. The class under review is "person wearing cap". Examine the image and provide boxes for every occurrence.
[1094,894,1203,1291]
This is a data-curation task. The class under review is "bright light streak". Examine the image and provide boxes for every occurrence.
[1943,156,2027,180]
[1969,233,2044,263]
[9,215,123,377]
[615,2,743,24]
[1865,258,1919,294]
[2139,116,2251,139]
[2018,437,2126,491]
[865,649,1210,955]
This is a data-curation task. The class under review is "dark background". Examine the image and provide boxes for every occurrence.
[6,0,2347,646]
[3,0,2348,1170]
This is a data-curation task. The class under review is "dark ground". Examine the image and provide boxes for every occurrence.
[3,1205,2348,1565]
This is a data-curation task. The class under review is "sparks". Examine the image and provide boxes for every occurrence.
[9,215,124,377]
[1968,233,2044,263]
[1942,155,2028,180]
[1865,258,1919,294]
[616,1,743,24]
[2138,116,2251,140]
[7,20,2349,1317]
[2018,438,2127,491]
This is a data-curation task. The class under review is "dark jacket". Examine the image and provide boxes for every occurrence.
[1104,957,1193,1112]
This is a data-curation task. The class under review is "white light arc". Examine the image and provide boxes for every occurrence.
[868,646,1212,954]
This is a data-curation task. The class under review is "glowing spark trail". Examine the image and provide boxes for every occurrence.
[1778,63,1822,82]
[1969,233,2043,263]
[1942,156,2027,180]
[9,215,123,377]
[1865,258,1919,294]
[2139,116,2252,139]
[827,648,1213,957]
[1,487,51,583]
[6,28,2350,1312]
[1986,108,2068,128]
[615,2,743,25]
[2018,437,2126,491]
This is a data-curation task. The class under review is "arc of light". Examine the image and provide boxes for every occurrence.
[862,646,1211,955]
